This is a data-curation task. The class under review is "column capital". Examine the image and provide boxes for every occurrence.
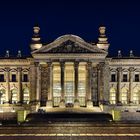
[34,62,39,67]
[93,67,98,72]
[60,61,65,68]
[5,67,10,72]
[117,67,122,72]
[97,62,105,70]
[47,62,53,68]
[97,66,101,71]
[17,67,22,72]
[87,61,92,66]
[74,61,79,68]
[86,62,92,70]
[129,67,134,72]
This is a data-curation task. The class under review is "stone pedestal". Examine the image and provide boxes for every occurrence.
[35,102,40,112]
[87,100,93,108]
[46,100,53,108]
[74,99,80,108]
[59,99,65,108]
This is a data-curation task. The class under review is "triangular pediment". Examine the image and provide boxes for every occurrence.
[32,34,107,54]
[46,40,96,53]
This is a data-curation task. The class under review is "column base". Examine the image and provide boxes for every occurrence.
[74,99,80,108]
[46,100,53,108]
[87,100,93,108]
[59,99,65,108]
[4,101,9,105]
[117,101,122,106]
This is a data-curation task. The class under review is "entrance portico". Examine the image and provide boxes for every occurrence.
[52,61,88,107]
[31,33,108,108]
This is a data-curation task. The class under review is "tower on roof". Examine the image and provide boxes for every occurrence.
[97,26,110,51]
[30,25,42,51]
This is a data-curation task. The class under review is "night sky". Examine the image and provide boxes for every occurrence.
[0,0,140,57]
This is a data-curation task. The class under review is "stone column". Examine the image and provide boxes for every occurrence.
[36,63,41,104]
[103,62,110,105]
[46,62,53,108]
[97,67,101,103]
[74,61,80,107]
[129,67,134,104]
[5,67,10,103]
[29,63,37,104]
[86,62,93,107]
[40,65,48,106]
[98,63,105,104]
[117,67,122,104]
[92,67,98,106]
[17,67,22,103]
[59,61,65,108]
[97,66,101,105]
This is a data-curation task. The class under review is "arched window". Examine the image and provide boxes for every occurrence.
[121,88,128,104]
[0,89,5,104]
[11,89,18,104]
[109,88,116,104]
[23,88,30,104]
[133,87,140,104]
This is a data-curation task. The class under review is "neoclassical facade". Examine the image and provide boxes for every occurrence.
[0,26,140,117]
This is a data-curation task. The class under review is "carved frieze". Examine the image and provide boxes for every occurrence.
[47,40,93,53]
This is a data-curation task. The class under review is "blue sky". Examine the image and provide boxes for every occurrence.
[0,0,140,57]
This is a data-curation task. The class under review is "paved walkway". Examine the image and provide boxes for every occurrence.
[0,123,140,140]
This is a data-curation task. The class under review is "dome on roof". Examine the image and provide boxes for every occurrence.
[55,34,85,42]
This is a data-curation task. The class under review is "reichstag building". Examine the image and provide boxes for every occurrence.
[0,26,140,120]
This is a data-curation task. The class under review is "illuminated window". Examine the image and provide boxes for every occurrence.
[135,74,139,82]
[78,65,86,106]
[0,74,4,82]
[23,88,30,104]
[111,74,116,82]
[0,89,5,104]
[53,64,61,106]
[133,88,139,104]
[121,88,128,104]
[109,88,116,104]
[65,63,74,104]
[123,74,127,82]
[11,89,18,104]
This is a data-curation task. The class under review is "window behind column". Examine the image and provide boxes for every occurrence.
[65,63,74,104]
[78,64,86,106]
[53,64,61,106]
